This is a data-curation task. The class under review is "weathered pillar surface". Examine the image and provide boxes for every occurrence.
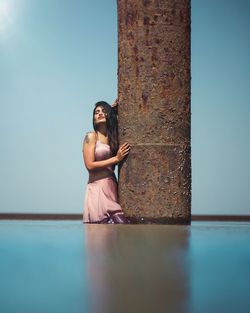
[117,0,191,224]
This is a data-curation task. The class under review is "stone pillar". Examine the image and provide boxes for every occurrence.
[117,0,191,224]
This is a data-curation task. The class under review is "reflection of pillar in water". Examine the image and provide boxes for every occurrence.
[84,225,190,313]
[117,0,191,224]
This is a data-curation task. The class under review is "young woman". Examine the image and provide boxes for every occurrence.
[82,100,130,224]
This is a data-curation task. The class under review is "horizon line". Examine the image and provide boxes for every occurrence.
[0,213,250,221]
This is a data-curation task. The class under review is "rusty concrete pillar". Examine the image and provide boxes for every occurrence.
[117,0,191,224]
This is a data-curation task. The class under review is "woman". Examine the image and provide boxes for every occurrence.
[82,100,130,224]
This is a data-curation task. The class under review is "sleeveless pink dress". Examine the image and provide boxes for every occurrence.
[83,140,124,223]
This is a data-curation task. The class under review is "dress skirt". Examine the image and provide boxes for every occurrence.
[83,176,123,223]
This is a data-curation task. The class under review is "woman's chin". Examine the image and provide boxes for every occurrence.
[96,120,106,125]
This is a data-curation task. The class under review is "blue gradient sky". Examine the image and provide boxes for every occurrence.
[0,0,249,215]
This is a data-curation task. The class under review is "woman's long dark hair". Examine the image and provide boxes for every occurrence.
[93,101,118,156]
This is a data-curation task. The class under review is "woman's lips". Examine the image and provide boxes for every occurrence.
[98,116,105,120]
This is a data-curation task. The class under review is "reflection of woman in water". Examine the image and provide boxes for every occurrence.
[82,100,130,224]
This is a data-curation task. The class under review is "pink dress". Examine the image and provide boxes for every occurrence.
[83,140,124,223]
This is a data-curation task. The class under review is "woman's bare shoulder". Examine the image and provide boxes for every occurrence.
[83,131,97,144]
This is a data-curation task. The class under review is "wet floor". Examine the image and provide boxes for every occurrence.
[0,221,249,313]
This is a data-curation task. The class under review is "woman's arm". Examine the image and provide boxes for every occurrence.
[82,132,130,171]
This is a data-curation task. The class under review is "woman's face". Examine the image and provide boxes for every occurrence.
[94,106,107,126]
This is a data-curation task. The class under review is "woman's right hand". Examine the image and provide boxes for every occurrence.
[116,143,130,162]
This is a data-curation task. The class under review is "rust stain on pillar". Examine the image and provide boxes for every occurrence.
[117,0,191,224]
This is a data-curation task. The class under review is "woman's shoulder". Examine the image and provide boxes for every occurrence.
[83,131,97,144]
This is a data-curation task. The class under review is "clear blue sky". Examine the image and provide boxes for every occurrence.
[0,0,249,215]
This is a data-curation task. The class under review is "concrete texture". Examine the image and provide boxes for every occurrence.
[117,0,191,224]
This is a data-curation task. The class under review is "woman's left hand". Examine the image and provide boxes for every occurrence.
[111,98,119,109]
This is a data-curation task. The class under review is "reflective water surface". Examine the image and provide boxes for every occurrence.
[0,221,249,313]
